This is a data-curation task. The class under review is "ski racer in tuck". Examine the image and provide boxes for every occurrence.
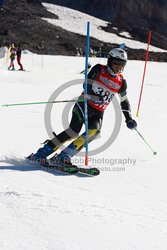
[28,48,137,165]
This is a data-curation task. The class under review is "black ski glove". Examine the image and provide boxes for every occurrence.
[126,119,137,130]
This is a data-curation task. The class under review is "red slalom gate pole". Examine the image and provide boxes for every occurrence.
[136,31,152,117]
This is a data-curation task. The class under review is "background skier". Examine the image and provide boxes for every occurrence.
[16,44,24,70]
[8,43,16,71]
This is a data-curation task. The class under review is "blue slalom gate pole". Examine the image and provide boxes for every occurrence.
[84,21,90,166]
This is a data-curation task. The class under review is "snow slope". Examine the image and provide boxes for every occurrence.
[42,2,166,53]
[0,53,167,250]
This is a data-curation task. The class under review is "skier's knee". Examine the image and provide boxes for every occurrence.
[88,128,100,138]
[67,126,80,138]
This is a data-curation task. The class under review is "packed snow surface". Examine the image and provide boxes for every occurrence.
[0,53,167,250]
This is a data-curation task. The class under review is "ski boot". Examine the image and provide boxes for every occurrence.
[53,151,72,166]
[27,143,54,164]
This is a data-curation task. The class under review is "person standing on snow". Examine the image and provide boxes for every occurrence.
[28,48,137,165]
[16,44,24,70]
[8,43,16,71]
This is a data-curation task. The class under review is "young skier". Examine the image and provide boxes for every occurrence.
[28,48,137,165]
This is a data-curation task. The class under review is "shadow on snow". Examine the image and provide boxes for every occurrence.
[0,156,91,178]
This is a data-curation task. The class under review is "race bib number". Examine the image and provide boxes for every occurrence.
[92,82,114,103]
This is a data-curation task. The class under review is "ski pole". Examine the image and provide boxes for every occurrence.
[135,128,157,155]
[1,99,85,107]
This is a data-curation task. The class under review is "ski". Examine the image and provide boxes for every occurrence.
[40,162,78,174]
[42,162,100,176]
[26,155,100,176]
[78,167,100,176]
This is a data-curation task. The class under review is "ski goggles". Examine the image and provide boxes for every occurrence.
[111,59,126,73]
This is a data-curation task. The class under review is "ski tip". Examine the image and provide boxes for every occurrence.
[78,167,100,176]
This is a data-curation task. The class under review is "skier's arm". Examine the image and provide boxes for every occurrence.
[83,64,103,103]
[84,64,101,94]
[118,79,137,129]
[118,79,131,120]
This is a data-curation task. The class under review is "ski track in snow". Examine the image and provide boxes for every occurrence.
[0,54,167,249]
